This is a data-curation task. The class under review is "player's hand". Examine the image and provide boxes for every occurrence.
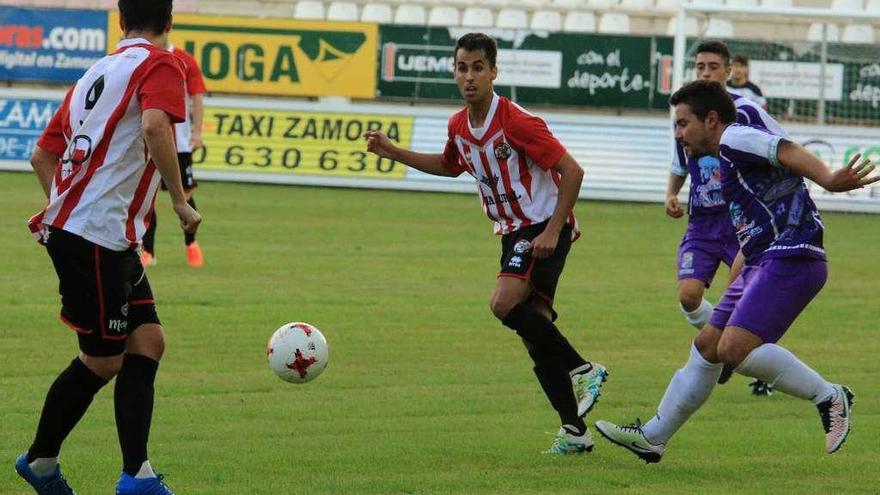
[190,133,203,151]
[364,130,397,159]
[174,200,202,234]
[824,153,879,192]
[666,195,684,218]
[531,229,559,259]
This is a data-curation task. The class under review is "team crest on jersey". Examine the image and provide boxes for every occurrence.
[494,141,512,161]
[480,175,500,188]
[513,239,532,254]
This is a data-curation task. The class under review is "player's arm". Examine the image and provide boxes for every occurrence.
[776,140,878,192]
[728,250,745,285]
[189,92,204,150]
[666,173,686,218]
[30,146,57,198]
[142,109,201,233]
[531,153,584,259]
[364,130,458,177]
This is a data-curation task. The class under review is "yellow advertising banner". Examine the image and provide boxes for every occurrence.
[107,12,377,98]
[192,106,411,179]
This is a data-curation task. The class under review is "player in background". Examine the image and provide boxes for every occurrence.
[595,80,877,462]
[15,2,200,494]
[667,40,783,394]
[140,41,207,268]
[365,33,608,454]
[727,53,768,110]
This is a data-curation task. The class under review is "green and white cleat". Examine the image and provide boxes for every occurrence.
[543,425,594,455]
[571,363,609,417]
[594,419,665,463]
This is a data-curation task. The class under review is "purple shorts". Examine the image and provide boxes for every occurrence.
[677,237,739,287]
[708,257,828,343]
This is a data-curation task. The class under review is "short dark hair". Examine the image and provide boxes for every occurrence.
[454,33,498,67]
[118,0,173,35]
[695,40,730,66]
[731,53,749,66]
[669,80,736,124]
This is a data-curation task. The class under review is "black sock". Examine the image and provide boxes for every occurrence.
[502,303,587,372]
[28,358,109,461]
[529,352,586,433]
[114,354,159,476]
[143,210,156,254]
[184,197,197,245]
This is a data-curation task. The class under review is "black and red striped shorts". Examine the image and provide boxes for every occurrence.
[45,227,160,356]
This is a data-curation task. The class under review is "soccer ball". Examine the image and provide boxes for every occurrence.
[267,322,329,383]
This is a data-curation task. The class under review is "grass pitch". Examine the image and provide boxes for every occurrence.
[1,171,878,494]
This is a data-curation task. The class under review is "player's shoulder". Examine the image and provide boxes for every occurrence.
[745,81,764,96]
[722,123,774,146]
[447,107,469,132]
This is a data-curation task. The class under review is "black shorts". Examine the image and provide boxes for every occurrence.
[499,221,573,311]
[46,228,161,357]
[160,152,197,191]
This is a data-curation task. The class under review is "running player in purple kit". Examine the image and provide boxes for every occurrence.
[595,80,877,462]
[667,40,783,394]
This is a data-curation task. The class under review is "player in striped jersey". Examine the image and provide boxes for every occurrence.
[596,80,876,462]
[667,40,783,394]
[140,42,207,269]
[15,2,198,495]
[366,33,608,454]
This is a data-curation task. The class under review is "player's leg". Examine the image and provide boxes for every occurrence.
[17,229,129,493]
[179,152,203,268]
[114,258,176,494]
[718,258,851,453]
[594,268,743,462]
[676,241,721,329]
[141,210,157,267]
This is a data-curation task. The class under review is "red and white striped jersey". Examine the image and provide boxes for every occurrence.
[441,93,578,238]
[29,38,186,251]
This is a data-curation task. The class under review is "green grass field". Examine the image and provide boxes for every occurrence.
[1,171,878,494]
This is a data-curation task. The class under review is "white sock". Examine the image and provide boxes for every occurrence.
[642,344,723,445]
[29,457,58,477]
[735,344,836,404]
[135,460,156,479]
[681,299,713,329]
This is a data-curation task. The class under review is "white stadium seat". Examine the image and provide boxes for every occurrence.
[655,0,681,11]
[867,0,880,12]
[842,24,875,43]
[667,16,699,36]
[563,11,597,32]
[619,0,653,11]
[294,1,325,20]
[462,7,494,27]
[726,0,759,7]
[552,0,588,8]
[327,2,358,21]
[514,0,552,7]
[361,3,393,23]
[760,0,793,7]
[530,10,563,31]
[807,22,840,42]
[830,0,863,10]
[587,0,619,9]
[496,8,529,29]
[703,18,734,37]
[428,6,461,26]
[394,4,427,25]
[598,13,630,33]
[693,0,723,5]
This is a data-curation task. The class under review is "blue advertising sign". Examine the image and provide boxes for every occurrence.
[0,7,107,83]
[0,98,59,160]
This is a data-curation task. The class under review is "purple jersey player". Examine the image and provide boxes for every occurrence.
[596,80,877,463]
[667,41,786,335]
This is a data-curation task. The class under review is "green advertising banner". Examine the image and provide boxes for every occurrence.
[377,27,674,110]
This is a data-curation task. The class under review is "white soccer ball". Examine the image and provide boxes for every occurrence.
[267,322,329,383]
